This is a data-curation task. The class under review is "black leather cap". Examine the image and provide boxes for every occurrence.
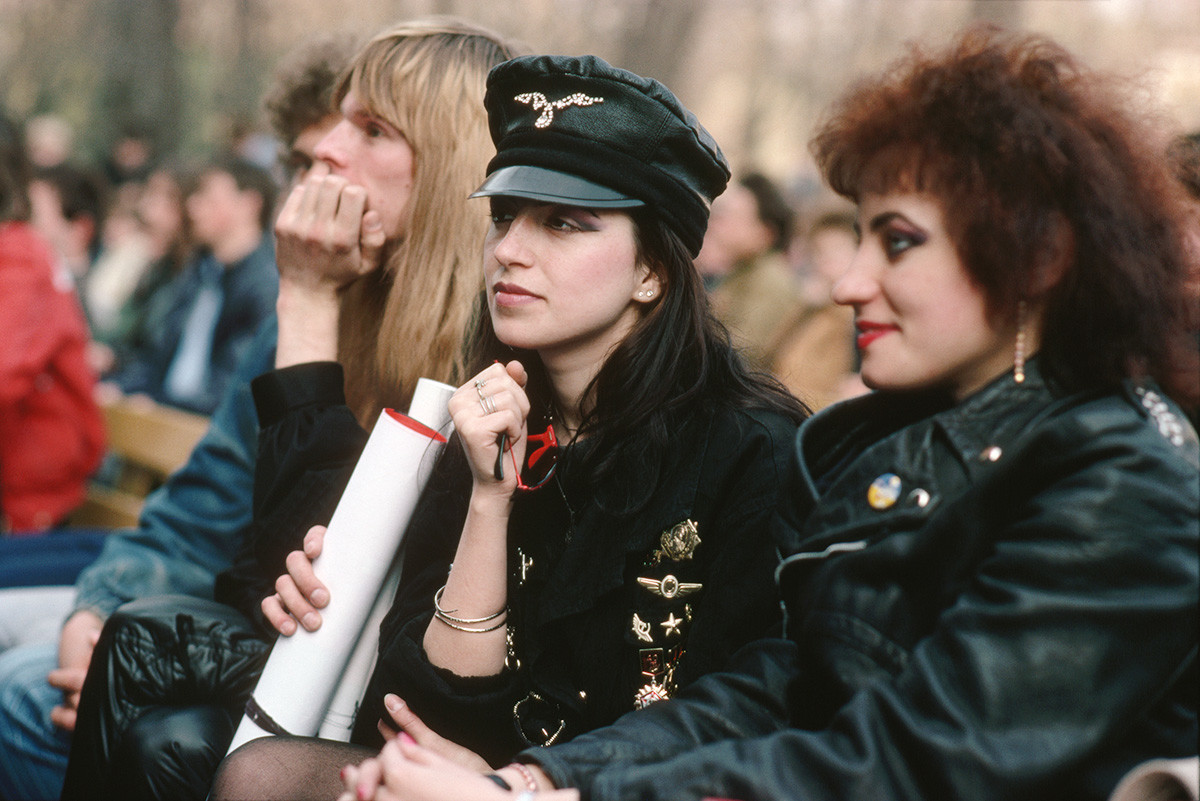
[472,54,730,256]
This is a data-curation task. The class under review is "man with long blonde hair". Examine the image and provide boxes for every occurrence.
[3,18,517,801]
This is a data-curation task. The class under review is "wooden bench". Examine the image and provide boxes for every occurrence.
[68,398,210,528]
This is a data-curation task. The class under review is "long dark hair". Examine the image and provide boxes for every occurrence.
[467,207,807,514]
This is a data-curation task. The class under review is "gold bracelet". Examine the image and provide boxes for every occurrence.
[433,609,507,633]
[433,585,506,624]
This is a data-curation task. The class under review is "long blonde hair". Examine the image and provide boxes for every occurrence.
[336,17,519,421]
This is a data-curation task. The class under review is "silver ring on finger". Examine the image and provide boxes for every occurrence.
[479,394,498,415]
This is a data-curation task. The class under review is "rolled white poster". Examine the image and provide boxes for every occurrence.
[227,378,454,753]
[316,565,401,741]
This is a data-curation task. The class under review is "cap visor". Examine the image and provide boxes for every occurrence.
[470,165,644,208]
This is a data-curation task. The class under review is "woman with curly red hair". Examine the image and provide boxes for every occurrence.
[340,26,1199,801]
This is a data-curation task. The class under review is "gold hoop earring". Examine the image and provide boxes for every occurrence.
[1013,300,1027,384]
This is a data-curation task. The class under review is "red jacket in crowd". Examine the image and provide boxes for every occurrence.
[0,220,105,532]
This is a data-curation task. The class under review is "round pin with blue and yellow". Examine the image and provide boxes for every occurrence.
[868,473,903,510]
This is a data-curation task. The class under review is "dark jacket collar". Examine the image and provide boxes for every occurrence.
[799,362,1056,493]
[781,363,1058,560]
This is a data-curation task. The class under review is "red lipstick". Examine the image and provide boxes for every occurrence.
[855,320,897,350]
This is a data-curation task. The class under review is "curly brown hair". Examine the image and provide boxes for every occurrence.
[263,32,360,150]
[1169,132,1200,201]
[811,26,1198,404]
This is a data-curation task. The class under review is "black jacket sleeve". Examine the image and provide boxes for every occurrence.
[528,637,797,786]
[213,362,369,632]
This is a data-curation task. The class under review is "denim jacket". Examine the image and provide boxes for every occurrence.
[110,237,277,415]
[72,317,277,621]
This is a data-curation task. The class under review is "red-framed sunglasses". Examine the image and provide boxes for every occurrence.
[495,424,559,492]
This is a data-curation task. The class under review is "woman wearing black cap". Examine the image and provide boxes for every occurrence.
[210,54,805,798]
[332,28,1198,801]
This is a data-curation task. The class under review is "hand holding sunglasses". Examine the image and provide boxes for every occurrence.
[494,423,558,492]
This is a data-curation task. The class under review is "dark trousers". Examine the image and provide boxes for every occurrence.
[59,595,270,801]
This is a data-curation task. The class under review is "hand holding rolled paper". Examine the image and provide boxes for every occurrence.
[262,524,331,636]
[227,378,455,752]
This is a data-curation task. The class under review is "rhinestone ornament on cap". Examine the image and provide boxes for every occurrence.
[515,91,604,128]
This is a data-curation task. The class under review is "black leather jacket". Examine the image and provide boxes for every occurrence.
[530,364,1199,801]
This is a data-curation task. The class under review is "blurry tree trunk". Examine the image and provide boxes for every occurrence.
[738,0,772,160]
[95,0,183,158]
[610,0,711,89]
[212,0,268,145]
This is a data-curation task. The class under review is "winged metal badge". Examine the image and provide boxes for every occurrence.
[637,574,702,599]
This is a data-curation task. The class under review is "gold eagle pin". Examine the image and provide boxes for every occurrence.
[650,519,701,564]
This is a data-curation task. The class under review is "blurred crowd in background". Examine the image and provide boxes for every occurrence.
[3,0,1200,534]
[0,6,1195,801]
